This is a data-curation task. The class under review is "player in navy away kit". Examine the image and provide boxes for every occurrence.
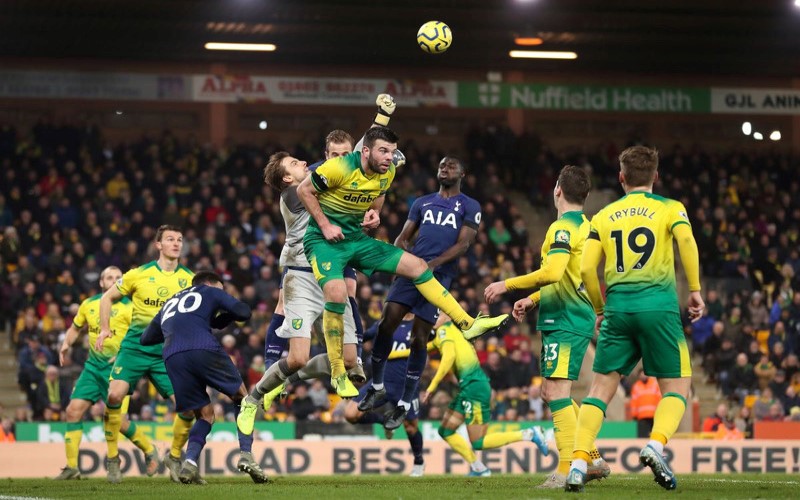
[344,313,426,477]
[141,271,267,485]
[359,156,484,429]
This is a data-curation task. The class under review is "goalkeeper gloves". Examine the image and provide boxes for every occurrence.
[374,93,396,126]
[392,149,406,168]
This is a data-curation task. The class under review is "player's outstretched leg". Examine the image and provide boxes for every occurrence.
[403,263,509,340]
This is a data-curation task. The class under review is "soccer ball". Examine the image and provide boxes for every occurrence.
[417,21,452,54]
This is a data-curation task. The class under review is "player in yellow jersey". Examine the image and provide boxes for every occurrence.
[297,125,509,398]
[565,146,704,493]
[95,225,195,483]
[422,313,548,477]
[484,165,609,488]
[54,266,160,482]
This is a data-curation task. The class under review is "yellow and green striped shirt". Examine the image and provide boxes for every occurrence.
[588,191,690,312]
[433,321,488,386]
[72,294,131,364]
[115,261,193,354]
[308,151,396,235]
[538,211,595,337]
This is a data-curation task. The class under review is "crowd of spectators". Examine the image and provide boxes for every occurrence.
[0,118,546,433]
[3,117,800,439]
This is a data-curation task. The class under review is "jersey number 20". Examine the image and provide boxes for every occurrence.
[610,227,655,272]
[161,292,203,323]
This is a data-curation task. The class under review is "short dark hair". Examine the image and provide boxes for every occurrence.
[325,130,355,151]
[439,156,465,173]
[557,165,591,204]
[155,225,182,242]
[192,271,222,286]
[364,126,399,149]
[619,146,659,188]
[263,151,291,192]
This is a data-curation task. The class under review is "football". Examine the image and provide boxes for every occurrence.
[416,21,452,54]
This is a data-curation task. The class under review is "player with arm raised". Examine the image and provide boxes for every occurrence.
[141,271,266,485]
[483,165,609,488]
[565,146,704,493]
[422,313,548,477]
[237,97,399,432]
[94,225,195,483]
[296,125,509,399]
[54,266,159,482]
[358,156,482,430]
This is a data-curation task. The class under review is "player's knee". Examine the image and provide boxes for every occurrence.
[438,426,455,439]
[343,402,360,424]
[403,420,418,435]
[65,402,83,422]
[287,350,309,370]
[106,390,124,407]
[411,256,428,277]
[323,281,348,304]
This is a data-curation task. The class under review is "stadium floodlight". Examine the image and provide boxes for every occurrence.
[770,130,781,141]
[742,122,752,135]
[753,132,764,140]
[796,0,800,7]
[258,121,268,130]
[509,50,577,59]
[205,42,276,51]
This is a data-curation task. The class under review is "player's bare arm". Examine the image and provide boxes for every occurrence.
[427,225,477,272]
[393,219,419,251]
[297,175,343,242]
[59,323,83,366]
[95,285,124,351]
[362,195,385,229]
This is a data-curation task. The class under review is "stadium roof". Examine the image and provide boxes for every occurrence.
[3,0,800,78]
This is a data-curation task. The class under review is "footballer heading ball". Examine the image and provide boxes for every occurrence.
[417,21,452,54]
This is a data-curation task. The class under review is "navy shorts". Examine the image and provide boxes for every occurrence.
[355,360,419,420]
[165,350,243,412]
[386,273,452,325]
[280,265,356,289]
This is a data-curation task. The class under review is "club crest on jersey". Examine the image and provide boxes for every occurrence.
[555,230,571,244]
[114,367,123,374]
[380,178,388,189]
[422,209,458,229]
[292,319,303,330]
[110,309,118,317]
[321,262,332,271]
[350,181,358,189]
[178,279,187,288]
[454,200,461,212]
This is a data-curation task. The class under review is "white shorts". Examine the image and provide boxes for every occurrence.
[277,268,357,344]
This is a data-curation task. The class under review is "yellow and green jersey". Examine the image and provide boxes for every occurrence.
[538,211,595,337]
[72,294,131,364]
[588,191,690,313]
[115,261,193,354]
[433,321,489,386]
[308,151,396,235]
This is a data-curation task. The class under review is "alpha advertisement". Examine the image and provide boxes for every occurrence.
[3,440,800,478]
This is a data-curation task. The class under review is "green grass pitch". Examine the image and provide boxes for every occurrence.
[1,473,797,499]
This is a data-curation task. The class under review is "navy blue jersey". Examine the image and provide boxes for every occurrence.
[141,284,251,360]
[308,160,324,171]
[407,192,481,277]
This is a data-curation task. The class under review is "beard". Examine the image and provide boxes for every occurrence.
[367,151,388,173]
